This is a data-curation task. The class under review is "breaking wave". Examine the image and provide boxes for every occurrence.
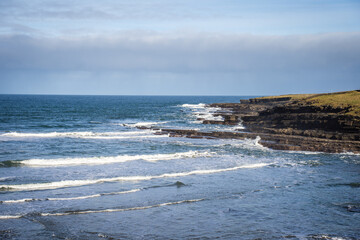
[3,150,213,168]
[0,198,38,204]
[0,199,204,219]
[0,182,186,205]
[0,176,16,182]
[123,121,169,128]
[181,103,207,109]
[181,103,229,122]
[0,131,161,140]
[0,131,163,140]
[0,189,140,204]
[0,163,271,191]
[171,136,268,151]
[41,198,204,216]
[0,215,22,219]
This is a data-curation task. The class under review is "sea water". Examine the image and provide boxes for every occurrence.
[0,95,359,240]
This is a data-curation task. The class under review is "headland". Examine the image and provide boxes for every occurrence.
[145,90,360,153]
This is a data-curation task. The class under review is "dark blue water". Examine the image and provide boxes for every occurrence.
[0,95,359,240]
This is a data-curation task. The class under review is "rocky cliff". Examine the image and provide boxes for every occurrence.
[140,90,360,153]
[207,90,360,153]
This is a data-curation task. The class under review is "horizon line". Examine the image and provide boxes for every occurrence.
[0,93,263,97]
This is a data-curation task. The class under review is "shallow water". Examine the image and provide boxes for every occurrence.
[0,95,359,240]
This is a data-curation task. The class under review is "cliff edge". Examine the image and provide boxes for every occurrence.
[208,90,360,153]
[139,90,360,153]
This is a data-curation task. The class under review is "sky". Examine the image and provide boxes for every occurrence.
[0,0,359,95]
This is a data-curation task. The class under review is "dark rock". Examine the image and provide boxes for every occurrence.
[202,93,360,153]
[174,181,186,188]
[134,92,360,154]
[346,205,360,213]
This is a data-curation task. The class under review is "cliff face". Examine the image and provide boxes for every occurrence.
[207,90,360,153]
[137,90,360,153]
[242,104,359,139]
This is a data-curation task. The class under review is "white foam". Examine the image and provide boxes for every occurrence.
[41,198,204,216]
[2,131,94,138]
[182,103,246,130]
[310,235,348,240]
[284,150,360,156]
[19,150,213,167]
[0,131,160,140]
[49,189,141,201]
[208,123,245,132]
[0,163,270,191]
[78,135,166,140]
[239,136,268,150]
[0,176,16,182]
[165,137,269,152]
[0,215,22,219]
[339,152,360,156]
[49,194,101,201]
[1,198,38,204]
[0,199,203,219]
[195,112,224,121]
[181,103,231,123]
[205,137,268,151]
[285,150,323,155]
[181,103,207,109]
[123,121,169,128]
[1,189,141,204]
[254,136,261,146]
[191,120,204,124]
[231,121,245,130]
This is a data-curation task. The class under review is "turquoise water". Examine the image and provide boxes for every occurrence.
[0,95,359,240]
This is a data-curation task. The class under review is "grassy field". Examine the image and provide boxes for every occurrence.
[257,90,360,116]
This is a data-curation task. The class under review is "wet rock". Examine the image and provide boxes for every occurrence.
[204,92,360,153]
[174,181,186,188]
[346,204,360,213]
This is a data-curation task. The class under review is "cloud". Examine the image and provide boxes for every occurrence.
[0,32,359,74]
[0,1,359,95]
[2,0,360,37]
[0,0,219,21]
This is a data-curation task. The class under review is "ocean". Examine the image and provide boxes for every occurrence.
[0,95,359,240]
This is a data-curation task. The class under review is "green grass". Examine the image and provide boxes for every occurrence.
[256,93,316,100]
[256,90,360,116]
[305,91,360,116]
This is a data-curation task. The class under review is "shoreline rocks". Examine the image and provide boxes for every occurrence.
[203,91,360,153]
[151,128,360,153]
[144,90,360,153]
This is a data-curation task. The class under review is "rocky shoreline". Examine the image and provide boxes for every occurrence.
[145,90,360,153]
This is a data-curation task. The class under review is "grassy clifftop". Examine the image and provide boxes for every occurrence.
[256,90,360,116]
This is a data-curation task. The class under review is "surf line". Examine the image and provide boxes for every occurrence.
[0,189,141,205]
[42,199,205,216]
[0,130,157,139]
[1,150,213,168]
[0,182,186,204]
[0,199,204,219]
[0,163,271,192]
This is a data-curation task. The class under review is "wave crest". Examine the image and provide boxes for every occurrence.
[0,163,270,191]
[0,131,159,140]
[6,150,213,168]
[181,103,207,108]
[0,199,204,219]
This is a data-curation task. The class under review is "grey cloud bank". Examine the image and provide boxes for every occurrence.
[1,33,359,72]
[0,32,359,95]
[1,0,359,95]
